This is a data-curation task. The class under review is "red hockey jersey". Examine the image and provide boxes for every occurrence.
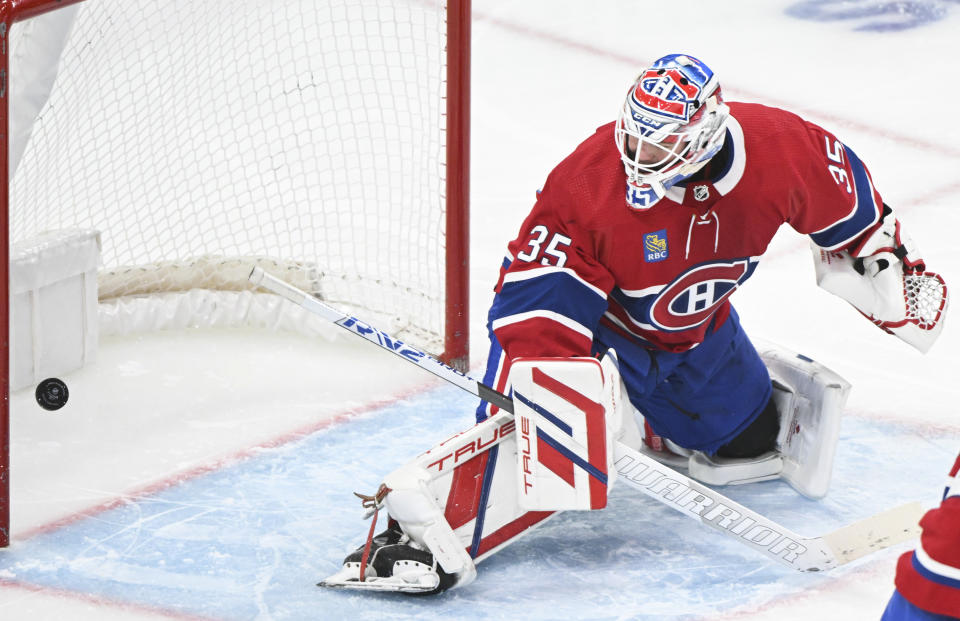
[488,102,885,360]
[892,453,960,618]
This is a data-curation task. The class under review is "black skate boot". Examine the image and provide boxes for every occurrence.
[318,519,457,595]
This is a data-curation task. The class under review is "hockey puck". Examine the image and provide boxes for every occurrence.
[35,378,69,411]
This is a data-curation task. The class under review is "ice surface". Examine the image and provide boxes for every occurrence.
[2,382,957,620]
[3,0,960,620]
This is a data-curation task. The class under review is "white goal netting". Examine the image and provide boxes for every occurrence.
[10,0,455,353]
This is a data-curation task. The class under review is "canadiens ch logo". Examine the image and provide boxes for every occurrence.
[634,68,702,122]
[648,258,758,331]
[643,230,669,262]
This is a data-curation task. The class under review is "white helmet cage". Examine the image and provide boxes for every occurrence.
[614,54,730,201]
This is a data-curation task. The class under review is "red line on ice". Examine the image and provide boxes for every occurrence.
[0,577,223,621]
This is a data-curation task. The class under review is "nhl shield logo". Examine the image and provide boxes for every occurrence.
[693,185,710,201]
[643,229,669,263]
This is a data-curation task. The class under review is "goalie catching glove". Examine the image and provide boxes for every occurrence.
[812,205,948,353]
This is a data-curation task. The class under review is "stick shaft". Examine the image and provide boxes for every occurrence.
[249,266,513,412]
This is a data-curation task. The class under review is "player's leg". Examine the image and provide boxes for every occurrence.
[321,412,513,593]
[322,351,628,593]
[604,308,851,498]
[713,395,781,458]
[605,307,774,455]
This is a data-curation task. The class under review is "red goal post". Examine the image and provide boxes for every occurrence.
[0,0,470,548]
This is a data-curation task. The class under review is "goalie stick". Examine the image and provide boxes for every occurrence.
[248,266,922,572]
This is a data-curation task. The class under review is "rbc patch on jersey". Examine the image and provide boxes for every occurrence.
[643,229,669,262]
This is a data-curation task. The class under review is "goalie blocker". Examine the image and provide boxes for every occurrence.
[322,344,851,593]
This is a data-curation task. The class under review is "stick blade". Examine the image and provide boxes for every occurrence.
[821,501,923,566]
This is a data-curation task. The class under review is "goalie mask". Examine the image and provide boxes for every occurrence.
[615,54,730,210]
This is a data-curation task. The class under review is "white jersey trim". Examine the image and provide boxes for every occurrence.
[491,310,594,341]
[617,283,665,298]
[501,265,608,299]
[714,115,747,195]
[915,541,960,580]
[603,309,656,334]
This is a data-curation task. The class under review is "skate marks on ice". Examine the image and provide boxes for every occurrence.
[0,386,954,621]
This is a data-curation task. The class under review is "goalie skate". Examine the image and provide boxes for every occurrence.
[319,563,440,594]
[318,522,455,595]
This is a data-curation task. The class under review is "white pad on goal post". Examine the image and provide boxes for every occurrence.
[509,357,620,511]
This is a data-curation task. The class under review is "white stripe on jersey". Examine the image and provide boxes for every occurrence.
[492,310,594,341]
[603,309,657,334]
[617,283,665,298]
[915,541,960,580]
[502,265,608,299]
[714,115,747,196]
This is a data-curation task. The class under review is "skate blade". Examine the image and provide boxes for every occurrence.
[318,563,440,593]
[317,577,438,593]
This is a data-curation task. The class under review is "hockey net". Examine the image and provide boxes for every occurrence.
[9,0,468,356]
[1,0,470,546]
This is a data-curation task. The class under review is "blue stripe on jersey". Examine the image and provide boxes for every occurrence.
[514,390,574,436]
[608,287,657,328]
[911,552,960,590]
[476,329,506,422]
[809,144,881,249]
[488,269,607,331]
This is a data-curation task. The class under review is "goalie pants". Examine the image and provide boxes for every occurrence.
[478,306,772,455]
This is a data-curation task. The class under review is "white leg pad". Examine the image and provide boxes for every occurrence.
[759,343,851,499]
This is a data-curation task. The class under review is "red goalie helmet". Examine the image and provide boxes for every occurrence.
[614,54,730,209]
